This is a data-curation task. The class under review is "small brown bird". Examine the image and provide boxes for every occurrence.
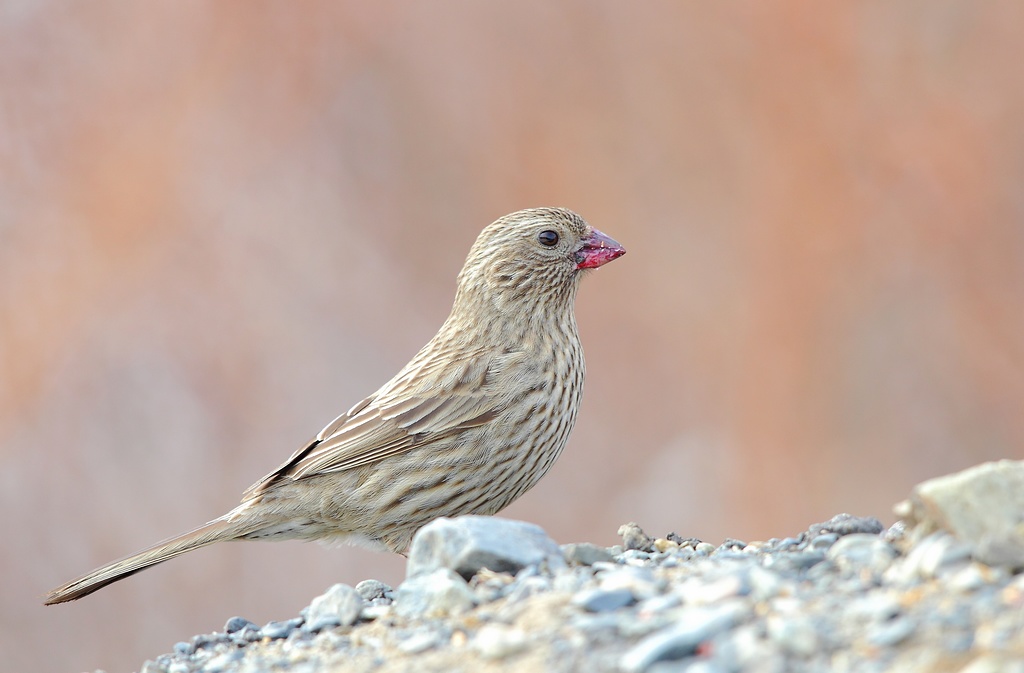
[45,207,624,605]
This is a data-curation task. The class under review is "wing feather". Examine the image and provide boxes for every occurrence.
[244,349,524,496]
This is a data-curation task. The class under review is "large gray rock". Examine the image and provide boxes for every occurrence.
[897,460,1024,568]
[406,515,566,580]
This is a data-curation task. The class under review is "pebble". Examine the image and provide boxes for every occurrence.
[808,533,839,551]
[719,538,747,551]
[670,661,727,673]
[960,654,1024,673]
[807,513,884,537]
[866,616,915,647]
[394,568,475,618]
[130,500,1024,673]
[766,614,819,656]
[947,563,988,592]
[302,583,364,631]
[827,533,898,574]
[620,549,654,565]
[354,579,393,603]
[975,533,1024,569]
[396,629,445,654]
[204,650,243,673]
[746,565,784,600]
[552,568,588,593]
[760,550,826,572]
[717,623,776,671]
[886,531,971,583]
[619,522,655,552]
[620,603,748,672]
[472,624,528,660]
[570,611,624,635]
[190,633,219,651]
[599,565,660,598]
[884,520,908,544]
[224,616,258,634]
[503,572,552,603]
[573,587,636,612]
[233,625,262,643]
[678,573,748,605]
[902,460,1024,569]
[653,538,679,553]
[667,534,703,548]
[262,619,301,640]
[406,515,566,580]
[563,542,615,566]
[845,593,901,621]
[637,593,682,616]
[774,537,802,551]
[172,641,194,656]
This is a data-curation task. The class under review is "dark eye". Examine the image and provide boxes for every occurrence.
[537,230,559,247]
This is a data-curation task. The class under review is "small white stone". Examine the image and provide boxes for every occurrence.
[473,624,528,660]
[678,574,747,606]
[304,583,364,631]
[395,568,476,618]
[397,631,443,654]
[766,614,818,656]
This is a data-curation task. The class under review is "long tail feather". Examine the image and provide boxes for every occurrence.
[44,517,247,605]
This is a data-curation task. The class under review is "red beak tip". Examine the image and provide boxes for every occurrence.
[575,229,626,269]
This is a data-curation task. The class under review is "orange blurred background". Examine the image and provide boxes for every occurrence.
[5,3,1024,671]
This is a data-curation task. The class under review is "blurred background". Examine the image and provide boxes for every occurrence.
[4,2,1024,671]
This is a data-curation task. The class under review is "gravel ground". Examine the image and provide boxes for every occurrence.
[128,461,1024,673]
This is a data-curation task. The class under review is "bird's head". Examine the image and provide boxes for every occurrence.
[455,208,625,316]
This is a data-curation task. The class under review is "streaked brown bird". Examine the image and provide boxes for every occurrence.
[45,207,625,605]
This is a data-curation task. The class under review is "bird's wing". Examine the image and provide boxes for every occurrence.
[243,348,522,498]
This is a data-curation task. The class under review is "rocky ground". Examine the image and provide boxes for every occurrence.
[132,461,1024,673]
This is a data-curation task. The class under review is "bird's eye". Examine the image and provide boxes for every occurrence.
[537,230,559,247]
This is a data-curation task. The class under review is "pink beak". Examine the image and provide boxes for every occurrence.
[575,227,626,269]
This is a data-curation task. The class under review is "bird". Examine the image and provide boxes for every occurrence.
[44,207,625,605]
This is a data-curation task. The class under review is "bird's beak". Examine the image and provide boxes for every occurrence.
[575,227,626,269]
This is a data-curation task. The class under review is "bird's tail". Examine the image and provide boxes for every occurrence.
[44,516,250,605]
